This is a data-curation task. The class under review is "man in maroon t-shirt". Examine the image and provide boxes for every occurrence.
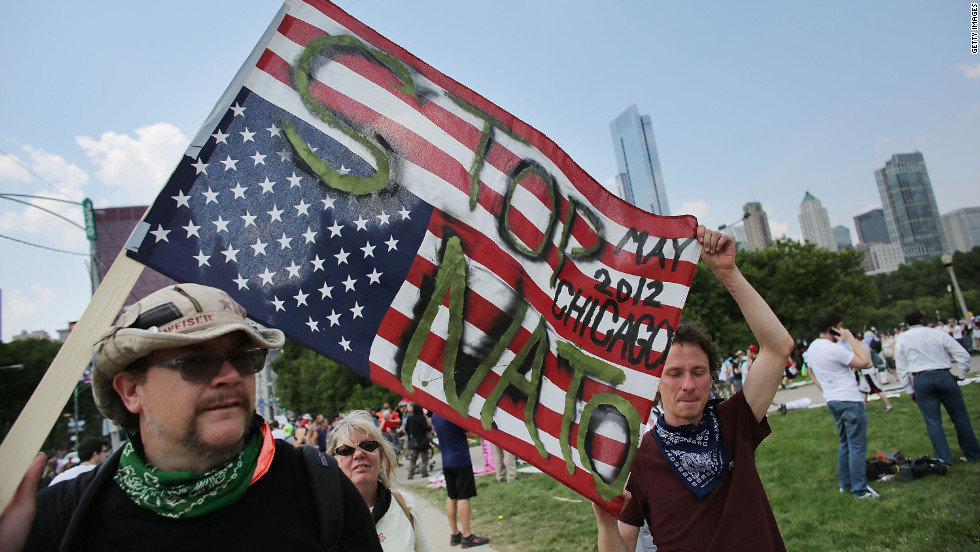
[594,226,794,552]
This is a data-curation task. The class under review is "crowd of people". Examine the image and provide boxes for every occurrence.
[1,226,977,552]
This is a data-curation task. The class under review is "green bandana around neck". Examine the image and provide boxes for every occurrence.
[113,429,262,519]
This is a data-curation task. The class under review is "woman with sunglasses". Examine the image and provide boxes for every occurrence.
[328,410,433,552]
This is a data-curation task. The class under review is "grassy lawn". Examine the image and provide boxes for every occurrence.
[412,388,980,551]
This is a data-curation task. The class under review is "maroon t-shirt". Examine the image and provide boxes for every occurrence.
[620,391,785,552]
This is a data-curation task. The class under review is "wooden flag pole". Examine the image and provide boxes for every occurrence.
[0,251,144,511]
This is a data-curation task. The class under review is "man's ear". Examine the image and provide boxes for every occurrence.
[112,371,143,415]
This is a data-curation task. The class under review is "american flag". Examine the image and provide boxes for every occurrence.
[128,0,699,509]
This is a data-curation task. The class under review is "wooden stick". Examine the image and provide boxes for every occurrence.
[0,251,144,511]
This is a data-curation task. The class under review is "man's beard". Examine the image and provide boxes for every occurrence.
[145,389,254,465]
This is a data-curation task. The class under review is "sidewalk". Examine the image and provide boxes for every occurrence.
[392,445,500,552]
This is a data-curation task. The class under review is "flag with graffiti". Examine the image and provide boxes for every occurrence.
[126,0,699,509]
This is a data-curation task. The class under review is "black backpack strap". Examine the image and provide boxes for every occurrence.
[301,444,344,552]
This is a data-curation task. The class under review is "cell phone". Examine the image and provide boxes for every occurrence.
[829,328,841,337]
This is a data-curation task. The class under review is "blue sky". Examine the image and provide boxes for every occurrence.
[1,0,977,341]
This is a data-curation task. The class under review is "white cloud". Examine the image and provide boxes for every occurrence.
[875,137,891,147]
[2,285,57,324]
[954,63,980,80]
[768,219,791,239]
[679,200,709,220]
[601,176,618,194]
[76,123,187,204]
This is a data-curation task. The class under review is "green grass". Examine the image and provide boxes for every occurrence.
[411,389,980,551]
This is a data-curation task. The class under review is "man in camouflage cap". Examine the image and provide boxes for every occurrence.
[0,284,380,551]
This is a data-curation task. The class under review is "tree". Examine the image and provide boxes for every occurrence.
[682,239,876,354]
[271,340,401,416]
[0,338,101,452]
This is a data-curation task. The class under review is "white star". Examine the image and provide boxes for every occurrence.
[398,207,411,220]
[220,155,238,171]
[212,215,230,233]
[267,123,281,137]
[271,296,286,312]
[277,232,293,250]
[230,182,248,199]
[150,225,170,243]
[322,196,335,210]
[306,317,319,333]
[230,102,246,117]
[385,236,399,251]
[319,282,333,299]
[240,128,256,142]
[211,129,229,144]
[202,187,220,204]
[302,227,318,244]
[339,337,351,351]
[307,143,318,153]
[267,205,284,222]
[258,267,276,286]
[367,268,383,285]
[353,216,369,231]
[193,251,211,267]
[377,211,391,226]
[183,221,201,238]
[294,289,309,307]
[328,221,343,237]
[285,261,302,279]
[294,199,311,217]
[326,310,341,326]
[251,238,268,256]
[240,212,257,228]
[191,159,209,175]
[350,302,364,319]
[258,177,276,194]
[310,255,326,272]
[337,164,351,175]
[221,244,239,263]
[335,248,350,265]
[277,149,290,162]
[233,274,249,290]
[172,189,191,208]
[361,241,376,258]
[250,151,266,165]
[287,172,303,188]
[342,275,357,291]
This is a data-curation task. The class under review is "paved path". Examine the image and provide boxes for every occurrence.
[392,446,499,552]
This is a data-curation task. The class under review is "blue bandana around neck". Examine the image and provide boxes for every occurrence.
[652,409,729,499]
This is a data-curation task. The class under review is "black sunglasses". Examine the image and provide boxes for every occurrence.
[334,440,381,457]
[150,348,267,382]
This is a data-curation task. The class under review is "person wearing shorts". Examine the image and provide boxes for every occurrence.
[431,413,490,549]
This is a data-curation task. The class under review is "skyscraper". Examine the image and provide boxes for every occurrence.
[610,105,669,215]
[798,192,836,250]
[853,208,891,245]
[941,207,980,253]
[833,225,852,250]
[742,202,772,251]
[874,152,949,263]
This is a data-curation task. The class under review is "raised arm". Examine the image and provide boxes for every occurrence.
[696,226,794,422]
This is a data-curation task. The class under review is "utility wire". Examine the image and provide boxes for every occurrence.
[0,233,89,256]
[0,146,73,198]
[0,195,85,231]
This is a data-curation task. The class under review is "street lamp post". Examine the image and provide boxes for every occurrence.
[941,254,970,320]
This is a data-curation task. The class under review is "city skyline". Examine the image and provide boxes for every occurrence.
[1,1,977,341]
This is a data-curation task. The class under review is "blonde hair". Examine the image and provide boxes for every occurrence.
[326,410,399,489]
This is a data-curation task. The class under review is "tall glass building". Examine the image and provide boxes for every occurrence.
[853,208,891,245]
[798,191,836,250]
[610,105,669,215]
[874,153,948,263]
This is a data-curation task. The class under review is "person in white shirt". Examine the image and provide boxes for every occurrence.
[895,309,979,465]
[48,436,110,486]
[803,311,877,498]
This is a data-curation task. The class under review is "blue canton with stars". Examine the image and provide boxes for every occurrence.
[131,88,434,376]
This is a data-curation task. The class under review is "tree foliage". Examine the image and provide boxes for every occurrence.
[0,338,101,452]
[682,239,877,354]
[271,340,401,417]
